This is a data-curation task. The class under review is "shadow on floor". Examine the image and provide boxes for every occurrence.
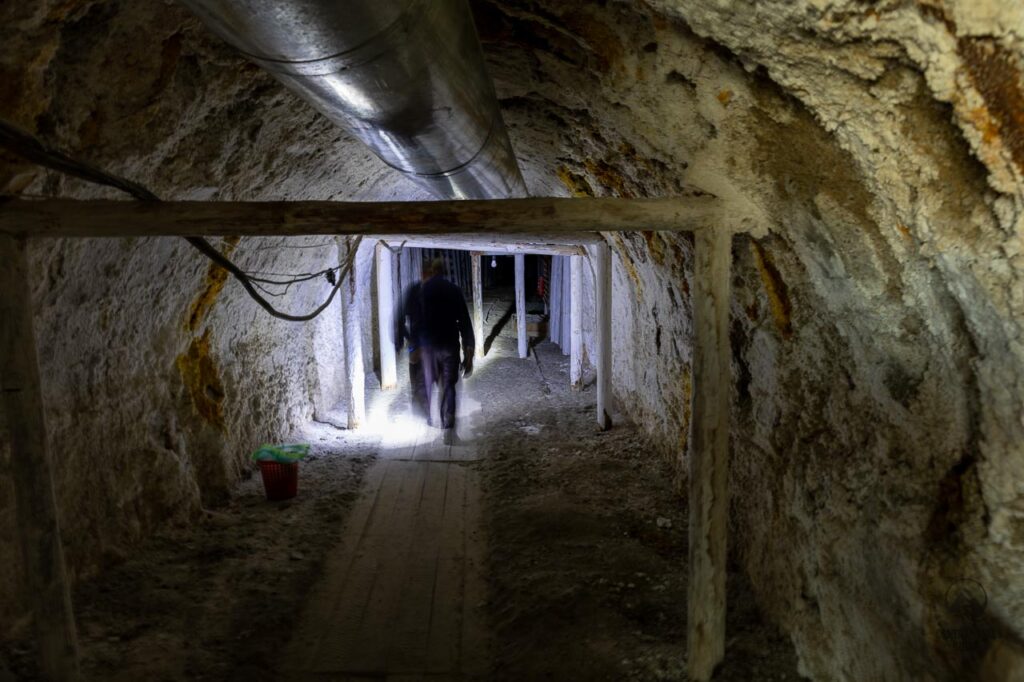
[483,303,515,356]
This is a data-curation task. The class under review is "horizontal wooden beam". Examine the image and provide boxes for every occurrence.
[0,196,725,238]
[384,235,589,255]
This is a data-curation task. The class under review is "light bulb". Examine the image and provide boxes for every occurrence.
[490,257,497,268]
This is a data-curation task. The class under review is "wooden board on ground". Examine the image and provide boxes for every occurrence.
[284,428,486,679]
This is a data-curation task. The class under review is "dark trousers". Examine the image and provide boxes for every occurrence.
[422,344,460,430]
[408,349,428,421]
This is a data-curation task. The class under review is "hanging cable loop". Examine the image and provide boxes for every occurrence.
[0,119,357,322]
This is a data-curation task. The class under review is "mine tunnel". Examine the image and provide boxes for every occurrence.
[2,0,1023,680]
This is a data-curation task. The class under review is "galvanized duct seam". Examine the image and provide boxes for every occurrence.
[179,0,527,199]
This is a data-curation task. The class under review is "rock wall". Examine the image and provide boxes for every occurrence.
[0,0,395,634]
[478,0,1024,679]
[2,0,1023,679]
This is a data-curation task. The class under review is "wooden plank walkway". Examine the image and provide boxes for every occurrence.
[283,427,487,681]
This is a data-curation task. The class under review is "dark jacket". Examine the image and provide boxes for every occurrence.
[396,276,475,355]
[422,275,475,353]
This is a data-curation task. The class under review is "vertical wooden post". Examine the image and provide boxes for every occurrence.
[549,256,562,345]
[569,255,584,388]
[471,252,483,359]
[391,247,402,333]
[515,253,527,359]
[409,247,422,284]
[375,242,398,390]
[0,234,80,681]
[340,238,366,428]
[560,255,571,354]
[398,246,414,298]
[594,242,612,429]
[687,229,732,681]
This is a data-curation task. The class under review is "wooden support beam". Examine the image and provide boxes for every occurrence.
[375,242,398,390]
[549,256,562,345]
[398,247,415,300]
[471,252,483,360]
[0,234,80,680]
[570,255,584,388]
[687,229,732,681]
[0,196,727,238]
[340,238,366,428]
[594,243,612,430]
[560,255,571,355]
[515,254,527,359]
[472,244,586,256]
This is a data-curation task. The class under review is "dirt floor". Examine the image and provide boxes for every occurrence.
[2,294,803,681]
[476,343,801,681]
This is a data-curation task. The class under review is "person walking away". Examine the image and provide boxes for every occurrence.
[419,257,474,443]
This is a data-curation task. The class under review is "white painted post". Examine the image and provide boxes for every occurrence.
[391,246,401,331]
[340,238,366,428]
[0,234,80,681]
[594,242,612,429]
[687,229,732,682]
[375,242,398,389]
[560,255,571,354]
[515,253,527,359]
[409,247,422,284]
[549,256,562,344]
[471,252,483,359]
[398,247,414,297]
[570,254,584,388]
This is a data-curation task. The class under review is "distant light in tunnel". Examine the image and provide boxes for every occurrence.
[491,257,497,268]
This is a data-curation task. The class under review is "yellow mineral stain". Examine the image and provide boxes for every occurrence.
[176,329,226,429]
[187,236,241,332]
[717,89,733,107]
[584,158,635,197]
[610,236,643,294]
[751,241,793,340]
[556,165,595,197]
[643,230,666,266]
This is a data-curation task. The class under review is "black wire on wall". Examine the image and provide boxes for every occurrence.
[0,119,358,322]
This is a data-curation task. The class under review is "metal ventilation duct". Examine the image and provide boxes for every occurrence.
[180,0,528,199]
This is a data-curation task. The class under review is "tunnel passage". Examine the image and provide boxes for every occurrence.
[3,0,1024,680]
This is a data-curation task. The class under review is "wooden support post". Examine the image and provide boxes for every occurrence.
[390,248,401,334]
[409,247,422,284]
[515,253,527,359]
[398,247,414,299]
[560,255,571,354]
[0,234,80,681]
[594,242,612,429]
[340,238,366,428]
[570,255,584,388]
[375,242,398,390]
[471,252,483,359]
[549,256,562,344]
[687,229,732,681]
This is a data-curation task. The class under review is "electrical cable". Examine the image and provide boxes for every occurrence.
[0,119,358,322]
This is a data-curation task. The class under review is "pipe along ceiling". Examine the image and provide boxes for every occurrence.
[179,0,528,200]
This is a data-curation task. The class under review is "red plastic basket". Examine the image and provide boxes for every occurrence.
[258,461,298,501]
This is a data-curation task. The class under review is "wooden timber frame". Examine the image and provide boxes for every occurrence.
[0,195,739,681]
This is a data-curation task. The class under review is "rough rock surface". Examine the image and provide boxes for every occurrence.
[2,0,1023,680]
